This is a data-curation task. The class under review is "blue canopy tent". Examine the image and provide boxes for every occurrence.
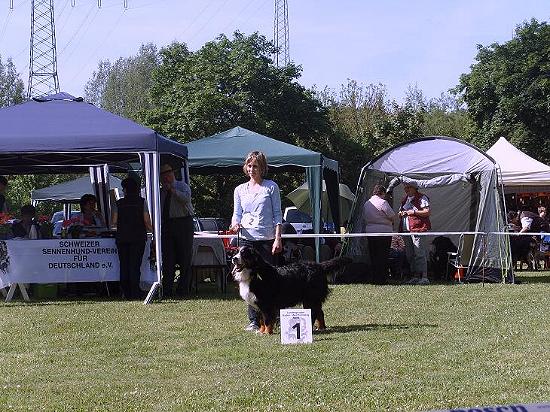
[186,126,341,260]
[0,92,189,302]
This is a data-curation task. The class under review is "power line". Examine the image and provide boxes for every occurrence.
[68,8,126,84]
[58,2,96,56]
[59,6,100,63]
[219,0,257,34]
[188,0,233,44]
[177,0,217,40]
[0,8,13,45]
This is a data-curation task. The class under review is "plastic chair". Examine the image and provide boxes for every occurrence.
[447,234,475,282]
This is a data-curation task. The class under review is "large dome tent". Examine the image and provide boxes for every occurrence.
[346,136,512,283]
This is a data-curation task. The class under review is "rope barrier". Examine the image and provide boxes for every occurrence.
[193,231,548,239]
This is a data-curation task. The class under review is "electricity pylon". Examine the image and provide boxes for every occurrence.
[273,0,289,66]
[28,0,60,98]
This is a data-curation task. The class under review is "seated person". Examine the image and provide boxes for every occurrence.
[11,204,41,239]
[74,194,106,227]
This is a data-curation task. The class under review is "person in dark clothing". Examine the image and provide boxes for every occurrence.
[11,204,40,239]
[159,164,195,298]
[0,175,8,213]
[508,210,549,233]
[111,177,153,299]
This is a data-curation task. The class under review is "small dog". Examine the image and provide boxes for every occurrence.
[232,246,350,334]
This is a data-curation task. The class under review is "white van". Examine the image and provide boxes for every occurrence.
[283,207,313,234]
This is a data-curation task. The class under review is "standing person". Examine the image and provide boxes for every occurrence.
[538,206,547,221]
[509,209,549,233]
[0,176,8,213]
[160,164,194,298]
[398,182,431,285]
[363,184,396,284]
[111,177,153,300]
[230,151,283,332]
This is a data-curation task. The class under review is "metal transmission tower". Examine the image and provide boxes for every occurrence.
[28,0,60,98]
[273,0,289,66]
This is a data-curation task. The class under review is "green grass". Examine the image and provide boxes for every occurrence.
[1,275,549,411]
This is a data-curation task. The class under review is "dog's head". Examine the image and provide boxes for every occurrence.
[231,246,265,281]
[232,246,263,270]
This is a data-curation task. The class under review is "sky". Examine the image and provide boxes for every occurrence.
[0,0,548,102]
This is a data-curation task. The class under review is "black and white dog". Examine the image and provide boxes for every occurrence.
[232,246,350,334]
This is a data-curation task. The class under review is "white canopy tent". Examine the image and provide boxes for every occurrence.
[487,137,550,192]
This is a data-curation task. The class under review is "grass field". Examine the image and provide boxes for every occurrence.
[1,273,549,411]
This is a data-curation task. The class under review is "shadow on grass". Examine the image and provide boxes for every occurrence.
[0,297,121,308]
[1,293,242,307]
[515,273,550,284]
[318,322,438,335]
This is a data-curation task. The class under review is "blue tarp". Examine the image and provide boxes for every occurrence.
[0,92,187,174]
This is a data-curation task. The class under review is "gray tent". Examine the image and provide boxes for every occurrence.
[186,126,341,260]
[31,175,123,203]
[347,137,512,283]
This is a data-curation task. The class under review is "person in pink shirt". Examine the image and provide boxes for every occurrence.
[363,184,396,284]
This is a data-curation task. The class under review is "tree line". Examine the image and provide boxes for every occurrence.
[1,19,549,218]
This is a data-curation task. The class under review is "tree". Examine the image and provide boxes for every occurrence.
[422,93,472,139]
[456,19,550,159]
[145,32,334,217]
[316,80,388,186]
[147,32,332,146]
[84,43,160,123]
[0,54,25,108]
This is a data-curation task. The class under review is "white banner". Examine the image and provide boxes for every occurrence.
[0,239,156,289]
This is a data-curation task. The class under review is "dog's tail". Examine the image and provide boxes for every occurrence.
[320,256,352,272]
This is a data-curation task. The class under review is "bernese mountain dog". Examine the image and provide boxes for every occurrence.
[232,246,351,334]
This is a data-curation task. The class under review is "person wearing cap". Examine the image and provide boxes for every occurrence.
[159,163,195,298]
[398,182,431,285]
[111,177,153,299]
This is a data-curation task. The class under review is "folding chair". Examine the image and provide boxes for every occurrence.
[447,234,475,282]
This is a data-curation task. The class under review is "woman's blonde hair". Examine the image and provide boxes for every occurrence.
[243,151,268,177]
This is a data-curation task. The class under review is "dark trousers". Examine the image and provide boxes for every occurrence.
[117,240,146,299]
[161,216,194,297]
[368,236,391,284]
[239,239,277,325]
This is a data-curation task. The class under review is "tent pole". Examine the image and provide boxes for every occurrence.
[143,151,163,304]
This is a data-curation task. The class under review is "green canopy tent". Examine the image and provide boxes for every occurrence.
[186,126,341,261]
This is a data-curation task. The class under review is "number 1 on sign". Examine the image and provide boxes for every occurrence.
[292,322,301,339]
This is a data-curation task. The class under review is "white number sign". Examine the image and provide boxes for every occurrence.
[280,308,313,344]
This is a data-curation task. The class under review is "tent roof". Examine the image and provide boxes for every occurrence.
[31,175,123,203]
[186,126,338,174]
[368,136,496,174]
[0,93,187,174]
[487,137,550,186]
